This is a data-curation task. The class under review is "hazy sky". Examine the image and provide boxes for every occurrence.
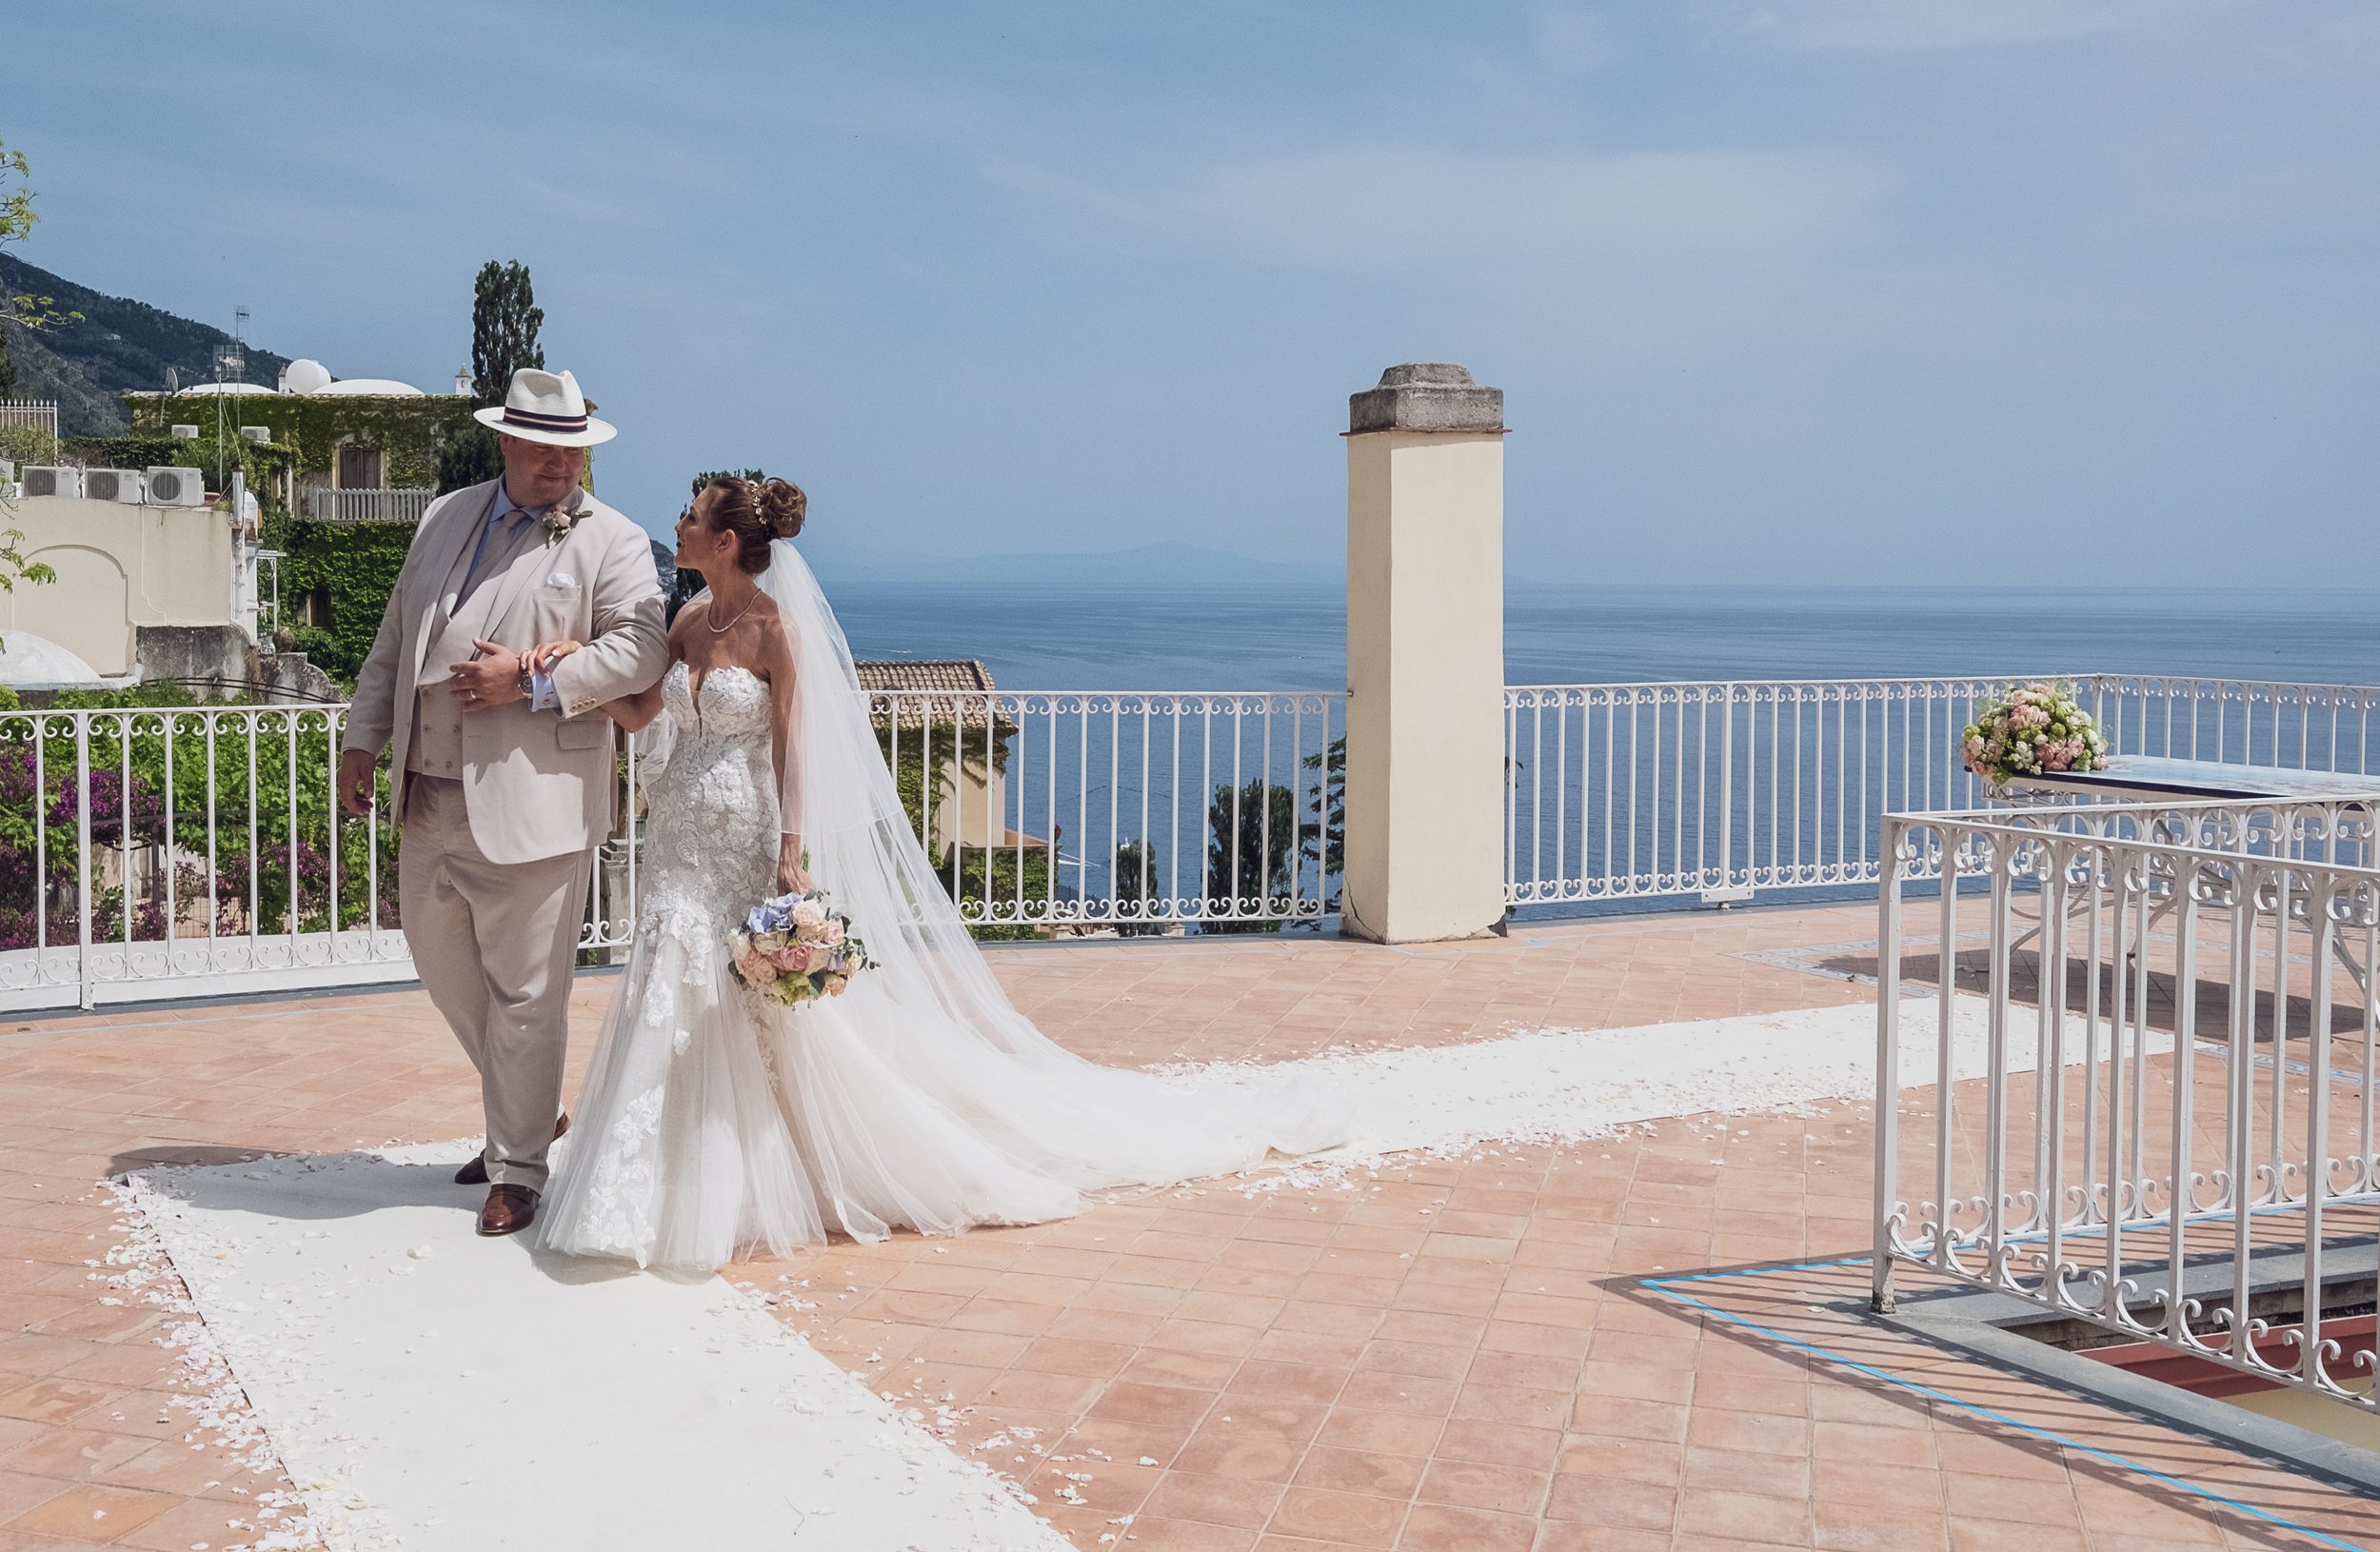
[7,1,2373,585]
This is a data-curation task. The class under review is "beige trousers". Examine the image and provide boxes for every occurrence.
[400,776,590,1193]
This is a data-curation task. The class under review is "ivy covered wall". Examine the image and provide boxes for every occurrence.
[263,514,414,681]
[125,392,474,488]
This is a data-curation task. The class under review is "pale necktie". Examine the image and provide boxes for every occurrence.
[462,506,530,599]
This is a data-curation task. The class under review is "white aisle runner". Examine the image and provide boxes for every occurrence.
[130,995,2100,1551]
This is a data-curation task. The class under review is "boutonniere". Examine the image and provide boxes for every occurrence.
[541,503,590,545]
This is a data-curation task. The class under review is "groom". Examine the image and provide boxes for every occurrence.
[338,368,668,1238]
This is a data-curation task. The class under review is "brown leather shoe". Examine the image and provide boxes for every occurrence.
[454,1112,570,1186]
[478,1184,540,1237]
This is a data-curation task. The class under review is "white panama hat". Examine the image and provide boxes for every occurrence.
[472,367,617,447]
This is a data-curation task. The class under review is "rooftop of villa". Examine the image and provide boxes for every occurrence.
[5,902,2372,1552]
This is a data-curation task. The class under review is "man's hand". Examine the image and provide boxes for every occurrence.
[451,640,527,714]
[338,748,379,816]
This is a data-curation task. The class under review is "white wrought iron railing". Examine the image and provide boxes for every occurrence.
[0,688,1340,1010]
[870,688,1340,935]
[1504,675,2380,908]
[1873,797,2380,1418]
[305,487,436,524]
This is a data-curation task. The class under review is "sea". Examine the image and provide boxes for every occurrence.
[825,581,2380,692]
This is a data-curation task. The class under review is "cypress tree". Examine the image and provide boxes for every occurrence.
[436,260,545,492]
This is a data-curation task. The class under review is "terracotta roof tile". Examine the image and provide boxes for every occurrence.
[855,659,1014,730]
[852,659,998,693]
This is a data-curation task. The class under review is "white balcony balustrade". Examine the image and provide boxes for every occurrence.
[0,688,1343,1011]
[1504,676,2380,909]
[1873,796,2380,1420]
[304,487,436,524]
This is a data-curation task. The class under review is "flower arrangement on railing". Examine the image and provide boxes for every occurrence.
[1963,682,2107,786]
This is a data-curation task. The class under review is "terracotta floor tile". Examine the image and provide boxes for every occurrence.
[1397,1502,1537,1552]
[0,1429,153,1483]
[1415,1458,1546,1516]
[0,1474,66,1524]
[1143,1471,1285,1530]
[1676,1485,1811,1544]
[1268,1485,1407,1547]
[1292,1446,1427,1501]
[1542,1474,1678,1531]
[1432,1419,1561,1472]
[4,1481,177,1542]
[1812,1501,1952,1552]
[1946,1520,2090,1552]
[1090,1381,1219,1428]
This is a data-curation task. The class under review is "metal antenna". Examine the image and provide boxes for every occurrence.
[215,308,249,489]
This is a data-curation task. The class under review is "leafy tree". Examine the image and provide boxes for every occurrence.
[1300,736,1345,900]
[1202,775,1299,933]
[0,132,66,640]
[436,260,545,492]
[0,132,82,402]
[1112,840,1167,935]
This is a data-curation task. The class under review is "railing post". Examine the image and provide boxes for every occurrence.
[1340,363,1507,944]
[74,717,94,1010]
[1716,684,1736,895]
[1872,819,1903,1314]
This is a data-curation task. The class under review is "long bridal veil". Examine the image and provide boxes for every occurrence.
[727,539,1349,1236]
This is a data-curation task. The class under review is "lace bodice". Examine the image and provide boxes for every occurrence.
[642,663,776,934]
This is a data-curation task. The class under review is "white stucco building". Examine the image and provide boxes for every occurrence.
[0,490,258,682]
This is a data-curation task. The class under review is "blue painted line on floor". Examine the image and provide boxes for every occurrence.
[1637,1257,2370,1551]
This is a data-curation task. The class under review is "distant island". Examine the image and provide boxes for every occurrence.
[819,539,1338,591]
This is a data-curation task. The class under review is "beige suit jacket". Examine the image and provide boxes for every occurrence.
[343,479,668,865]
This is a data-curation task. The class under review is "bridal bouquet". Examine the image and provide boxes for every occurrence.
[727,889,874,1007]
[1964,682,2107,786]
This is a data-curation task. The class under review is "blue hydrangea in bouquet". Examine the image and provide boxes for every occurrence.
[727,889,873,1007]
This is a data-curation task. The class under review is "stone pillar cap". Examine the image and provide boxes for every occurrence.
[1348,362,1504,434]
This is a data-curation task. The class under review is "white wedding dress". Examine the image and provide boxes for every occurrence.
[538,542,1351,1272]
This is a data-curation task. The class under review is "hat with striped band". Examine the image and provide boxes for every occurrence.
[472,368,617,448]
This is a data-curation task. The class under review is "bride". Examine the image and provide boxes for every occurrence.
[529,476,1349,1271]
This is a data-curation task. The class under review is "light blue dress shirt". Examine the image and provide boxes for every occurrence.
[469,485,564,712]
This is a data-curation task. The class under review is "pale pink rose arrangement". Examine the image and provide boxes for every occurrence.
[1964,682,2108,786]
[727,889,873,1007]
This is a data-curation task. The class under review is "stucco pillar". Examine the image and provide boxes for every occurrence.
[1340,363,1506,945]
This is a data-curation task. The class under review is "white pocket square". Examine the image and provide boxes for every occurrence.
[543,572,580,588]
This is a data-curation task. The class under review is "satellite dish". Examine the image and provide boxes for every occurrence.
[280,358,333,395]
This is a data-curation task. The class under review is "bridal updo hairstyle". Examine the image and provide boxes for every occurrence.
[702,475,806,573]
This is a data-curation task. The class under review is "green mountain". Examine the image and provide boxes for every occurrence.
[0,254,290,434]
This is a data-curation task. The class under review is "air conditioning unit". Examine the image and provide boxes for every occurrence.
[170,424,201,440]
[146,467,206,507]
[85,468,147,504]
[22,466,81,499]
[239,426,272,445]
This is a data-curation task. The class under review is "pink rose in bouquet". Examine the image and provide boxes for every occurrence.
[726,887,876,1008]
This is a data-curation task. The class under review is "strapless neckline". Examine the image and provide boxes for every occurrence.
[675,660,762,718]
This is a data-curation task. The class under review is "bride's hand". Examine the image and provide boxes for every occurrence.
[527,639,584,673]
[777,837,813,896]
